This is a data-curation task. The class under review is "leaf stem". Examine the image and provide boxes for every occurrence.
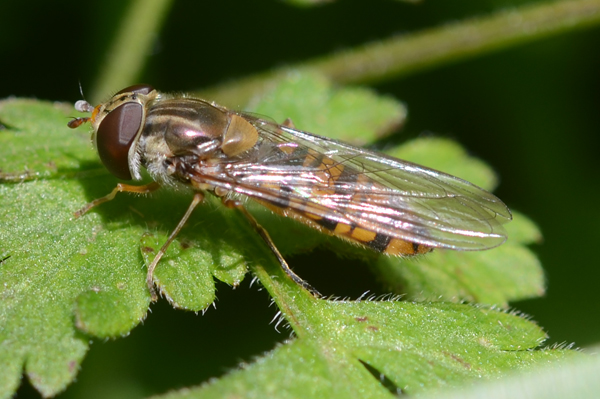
[90,0,175,103]
[200,0,600,105]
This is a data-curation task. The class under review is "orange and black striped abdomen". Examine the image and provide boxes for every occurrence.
[258,146,432,256]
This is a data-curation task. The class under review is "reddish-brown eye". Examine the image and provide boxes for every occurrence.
[96,102,143,180]
[116,84,155,96]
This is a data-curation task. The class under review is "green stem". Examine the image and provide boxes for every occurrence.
[90,0,175,103]
[199,0,600,106]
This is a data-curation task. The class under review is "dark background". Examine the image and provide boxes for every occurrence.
[2,0,599,397]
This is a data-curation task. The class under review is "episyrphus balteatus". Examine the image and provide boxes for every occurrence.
[68,84,512,300]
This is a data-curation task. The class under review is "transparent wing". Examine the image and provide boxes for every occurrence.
[197,117,512,251]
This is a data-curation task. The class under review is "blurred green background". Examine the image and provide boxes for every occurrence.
[1,0,599,397]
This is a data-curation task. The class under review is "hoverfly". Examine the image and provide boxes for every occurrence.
[68,84,512,300]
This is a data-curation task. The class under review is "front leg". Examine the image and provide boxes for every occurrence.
[74,182,161,217]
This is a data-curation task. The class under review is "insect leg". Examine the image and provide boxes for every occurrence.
[223,199,322,297]
[146,192,204,301]
[74,182,160,217]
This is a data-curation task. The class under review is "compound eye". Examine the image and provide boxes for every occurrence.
[116,84,155,96]
[96,102,143,180]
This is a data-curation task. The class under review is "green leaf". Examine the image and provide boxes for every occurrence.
[154,295,572,399]
[152,206,567,399]
[248,71,407,144]
[138,212,247,311]
[0,99,248,396]
[0,100,150,396]
[372,212,545,306]
[0,176,149,396]
[0,77,549,399]
[0,99,94,181]
[387,137,500,191]
[417,346,600,399]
